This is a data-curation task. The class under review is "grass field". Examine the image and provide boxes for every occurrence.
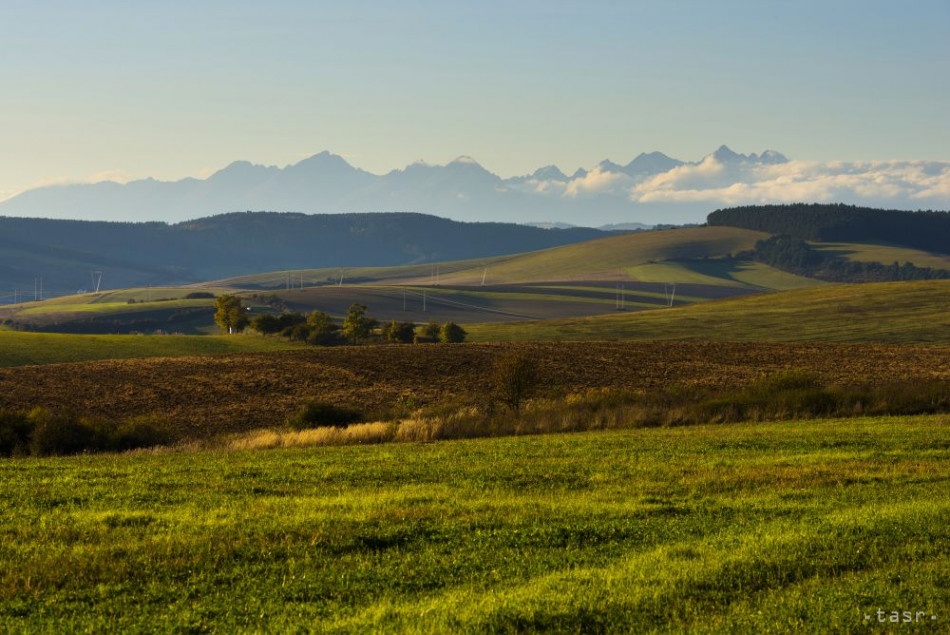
[467,280,950,344]
[0,415,946,632]
[811,241,950,271]
[0,331,303,367]
[428,226,771,285]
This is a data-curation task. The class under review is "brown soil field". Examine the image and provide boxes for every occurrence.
[0,342,947,439]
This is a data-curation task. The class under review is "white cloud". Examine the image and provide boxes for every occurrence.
[514,157,950,211]
[562,167,632,198]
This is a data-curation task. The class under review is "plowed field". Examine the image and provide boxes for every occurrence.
[1,342,947,438]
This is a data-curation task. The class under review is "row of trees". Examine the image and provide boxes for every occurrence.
[745,235,948,282]
[214,295,466,344]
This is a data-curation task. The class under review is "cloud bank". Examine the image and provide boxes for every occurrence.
[514,156,950,213]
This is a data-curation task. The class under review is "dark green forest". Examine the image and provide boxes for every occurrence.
[708,204,949,254]
[0,212,613,298]
[743,235,948,283]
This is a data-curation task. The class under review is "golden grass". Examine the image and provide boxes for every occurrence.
[227,422,397,451]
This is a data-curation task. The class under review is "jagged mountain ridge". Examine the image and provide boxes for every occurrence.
[0,147,787,225]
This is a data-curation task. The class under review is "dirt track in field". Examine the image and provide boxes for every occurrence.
[0,342,947,438]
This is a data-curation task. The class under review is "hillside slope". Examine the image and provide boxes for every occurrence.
[467,280,950,344]
[220,225,797,289]
[0,212,612,301]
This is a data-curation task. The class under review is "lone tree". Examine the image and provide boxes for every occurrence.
[214,294,249,334]
[490,352,540,414]
[342,303,377,344]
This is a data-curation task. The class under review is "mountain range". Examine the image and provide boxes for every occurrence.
[0,146,788,226]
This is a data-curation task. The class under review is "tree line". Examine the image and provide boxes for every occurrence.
[214,295,466,344]
[742,235,948,282]
[708,204,950,254]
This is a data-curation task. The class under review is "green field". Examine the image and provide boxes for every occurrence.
[467,280,950,344]
[811,241,950,271]
[0,331,303,367]
[217,226,773,289]
[1,280,946,367]
[1,415,946,632]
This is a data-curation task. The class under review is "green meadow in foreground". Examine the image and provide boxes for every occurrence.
[1,415,947,633]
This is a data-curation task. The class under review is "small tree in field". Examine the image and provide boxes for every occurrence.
[439,322,466,343]
[214,294,249,334]
[342,303,377,344]
[490,352,540,414]
[306,310,339,345]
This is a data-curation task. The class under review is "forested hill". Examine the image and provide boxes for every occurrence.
[0,212,613,298]
[707,204,949,254]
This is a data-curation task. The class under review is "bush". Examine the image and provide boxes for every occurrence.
[381,320,416,344]
[286,401,363,430]
[0,409,33,457]
[6,408,177,457]
[490,352,540,414]
[254,312,306,336]
[112,415,177,451]
[28,408,103,457]
[439,322,467,343]
[422,322,441,340]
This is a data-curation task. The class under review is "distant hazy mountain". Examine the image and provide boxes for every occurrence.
[0,146,790,226]
[708,145,788,165]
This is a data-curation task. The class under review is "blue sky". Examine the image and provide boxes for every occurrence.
[2,0,948,205]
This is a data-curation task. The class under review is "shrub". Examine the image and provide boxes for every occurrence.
[490,352,540,414]
[382,320,416,344]
[439,322,467,343]
[113,415,177,451]
[286,401,363,430]
[0,409,33,457]
[27,408,104,457]
[184,291,215,299]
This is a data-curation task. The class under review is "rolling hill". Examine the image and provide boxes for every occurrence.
[465,280,950,344]
[3,215,947,339]
[0,212,614,301]
[0,226,817,333]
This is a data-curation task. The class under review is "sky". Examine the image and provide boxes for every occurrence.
[2,0,949,212]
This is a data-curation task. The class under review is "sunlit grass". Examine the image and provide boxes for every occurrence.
[0,331,304,367]
[467,279,950,344]
[0,415,946,632]
[811,241,950,270]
